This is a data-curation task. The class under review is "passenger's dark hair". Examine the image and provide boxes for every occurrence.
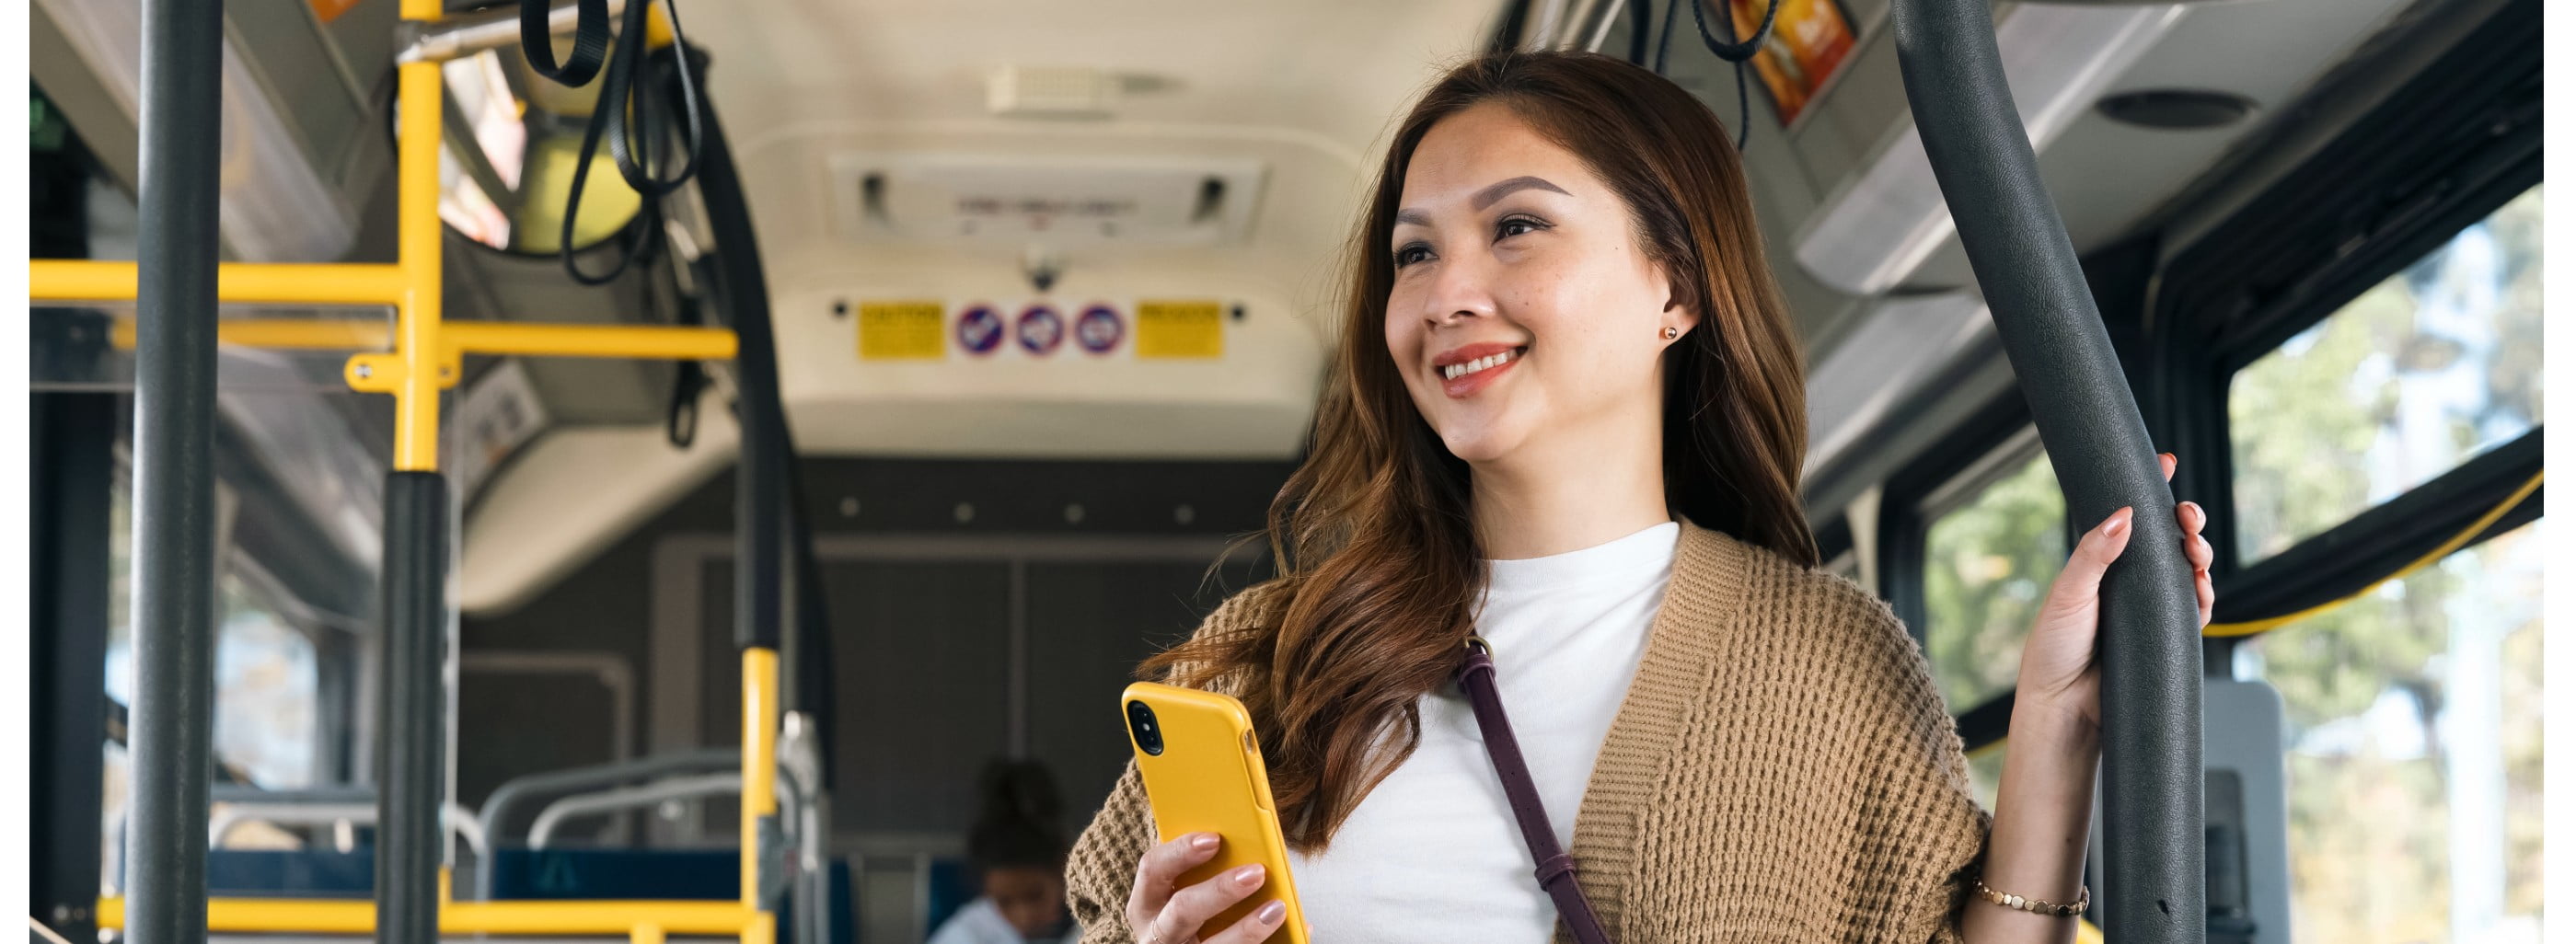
[967,759,1069,871]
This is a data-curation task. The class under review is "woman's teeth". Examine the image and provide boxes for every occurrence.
[1441,348,1521,380]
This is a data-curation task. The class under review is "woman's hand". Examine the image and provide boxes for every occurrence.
[1125,833,1288,944]
[2014,452,2214,738]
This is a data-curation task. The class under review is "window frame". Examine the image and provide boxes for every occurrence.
[2145,0,2541,615]
[1876,392,2072,747]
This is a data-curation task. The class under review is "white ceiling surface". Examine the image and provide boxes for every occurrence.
[1894,0,2419,293]
[459,1,1503,613]
[688,0,1508,458]
[1792,0,2418,474]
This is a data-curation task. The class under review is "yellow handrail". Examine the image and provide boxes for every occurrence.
[100,318,736,362]
[445,322,738,361]
[741,648,782,944]
[2204,469,2543,637]
[93,897,757,938]
[30,259,410,306]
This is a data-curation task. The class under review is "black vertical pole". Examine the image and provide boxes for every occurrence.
[681,44,784,657]
[378,473,448,944]
[31,324,114,940]
[1884,0,2204,939]
[125,0,225,939]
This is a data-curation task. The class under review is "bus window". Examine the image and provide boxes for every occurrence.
[2232,520,2544,943]
[208,572,323,789]
[101,480,325,816]
[1920,446,2065,712]
[2227,186,2543,567]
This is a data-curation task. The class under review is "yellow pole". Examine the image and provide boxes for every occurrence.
[394,57,445,471]
[742,647,780,944]
[109,317,395,352]
[106,319,735,361]
[94,897,757,936]
[445,322,738,361]
[30,260,408,305]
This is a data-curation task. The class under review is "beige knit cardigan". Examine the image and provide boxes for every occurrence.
[1065,520,1992,942]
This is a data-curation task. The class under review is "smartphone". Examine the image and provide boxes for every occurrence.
[1121,682,1311,944]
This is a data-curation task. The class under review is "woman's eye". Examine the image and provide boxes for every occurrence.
[1392,244,1432,269]
[1496,215,1547,239]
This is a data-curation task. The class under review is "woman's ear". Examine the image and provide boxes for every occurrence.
[1660,294,1704,339]
[1656,266,1704,338]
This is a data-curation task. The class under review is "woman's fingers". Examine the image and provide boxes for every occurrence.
[1149,865,1268,944]
[2196,564,2215,627]
[2056,507,2138,600]
[1200,900,1290,944]
[2173,499,2214,626]
[2160,451,2177,482]
[1127,834,1221,930]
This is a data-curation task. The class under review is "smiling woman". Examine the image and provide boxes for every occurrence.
[1062,48,2214,944]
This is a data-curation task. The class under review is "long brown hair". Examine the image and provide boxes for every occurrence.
[1145,50,1817,853]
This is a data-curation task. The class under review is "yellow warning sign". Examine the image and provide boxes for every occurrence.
[1135,300,1225,359]
[857,301,946,361]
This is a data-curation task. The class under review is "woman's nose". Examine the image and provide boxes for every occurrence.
[1421,255,1498,327]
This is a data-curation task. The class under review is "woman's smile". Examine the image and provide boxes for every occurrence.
[1434,342,1530,398]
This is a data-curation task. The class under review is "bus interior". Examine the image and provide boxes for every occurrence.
[24,0,2547,942]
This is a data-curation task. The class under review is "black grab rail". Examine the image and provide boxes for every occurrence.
[1885,0,2206,938]
[124,0,225,941]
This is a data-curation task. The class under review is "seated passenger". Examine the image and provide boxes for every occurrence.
[930,759,1080,944]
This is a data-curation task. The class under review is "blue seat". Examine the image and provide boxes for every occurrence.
[923,858,976,940]
[205,848,375,899]
[487,848,852,944]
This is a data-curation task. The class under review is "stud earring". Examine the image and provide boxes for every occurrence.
[1661,326,1680,340]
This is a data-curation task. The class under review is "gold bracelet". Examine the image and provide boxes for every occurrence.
[1972,877,2088,917]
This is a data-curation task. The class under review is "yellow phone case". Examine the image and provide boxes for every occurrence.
[1121,682,1311,944]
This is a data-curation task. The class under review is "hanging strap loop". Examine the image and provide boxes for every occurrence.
[520,0,613,87]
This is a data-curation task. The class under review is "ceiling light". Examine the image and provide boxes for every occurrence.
[1793,3,2186,297]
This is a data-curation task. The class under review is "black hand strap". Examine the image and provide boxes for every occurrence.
[1453,639,1613,944]
[521,0,613,88]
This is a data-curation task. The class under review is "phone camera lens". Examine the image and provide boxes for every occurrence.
[1127,700,1164,755]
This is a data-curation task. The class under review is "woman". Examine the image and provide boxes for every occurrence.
[932,760,1083,944]
[1066,50,2213,944]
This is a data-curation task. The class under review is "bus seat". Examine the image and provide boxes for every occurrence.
[204,847,375,899]
[922,857,977,939]
[486,848,852,944]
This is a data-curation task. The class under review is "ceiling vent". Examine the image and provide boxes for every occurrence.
[988,65,1116,119]
[2097,88,2258,130]
[829,152,1267,249]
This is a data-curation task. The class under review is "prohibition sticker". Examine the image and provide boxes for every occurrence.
[1135,300,1224,359]
[956,304,1006,356]
[1075,304,1124,354]
[857,300,945,361]
[1017,305,1065,355]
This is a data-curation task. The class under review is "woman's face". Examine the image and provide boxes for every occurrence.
[1384,102,1693,467]
[984,866,1067,938]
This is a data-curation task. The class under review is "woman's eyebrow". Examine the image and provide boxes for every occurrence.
[1393,176,1572,228]
[1470,176,1568,210]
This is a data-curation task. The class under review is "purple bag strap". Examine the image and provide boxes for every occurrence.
[1453,638,1613,944]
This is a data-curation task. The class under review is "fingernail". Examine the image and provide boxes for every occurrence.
[2103,511,2130,537]
[1191,834,1218,851]
[1259,901,1287,924]
[1234,864,1265,886]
